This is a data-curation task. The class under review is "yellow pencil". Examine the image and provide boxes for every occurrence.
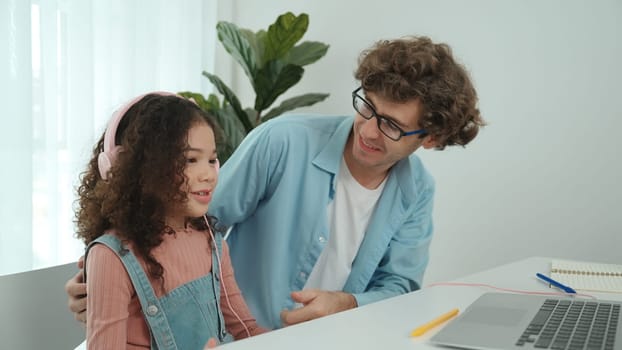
[410,308,460,337]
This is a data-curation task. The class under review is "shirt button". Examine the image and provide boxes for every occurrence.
[146,304,159,316]
[299,271,307,279]
[318,236,326,243]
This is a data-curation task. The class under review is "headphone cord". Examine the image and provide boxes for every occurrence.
[204,215,251,338]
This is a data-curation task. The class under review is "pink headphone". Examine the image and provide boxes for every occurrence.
[97,91,181,180]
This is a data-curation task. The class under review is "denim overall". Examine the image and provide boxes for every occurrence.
[85,233,234,350]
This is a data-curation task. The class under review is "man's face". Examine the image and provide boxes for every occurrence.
[348,89,431,174]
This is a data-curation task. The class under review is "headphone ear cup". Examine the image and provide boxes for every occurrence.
[98,152,112,180]
[97,92,183,181]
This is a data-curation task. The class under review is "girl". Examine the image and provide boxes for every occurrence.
[75,92,266,349]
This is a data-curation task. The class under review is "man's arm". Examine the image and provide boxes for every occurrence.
[65,256,87,323]
[280,169,434,326]
[353,184,434,307]
[278,209,432,327]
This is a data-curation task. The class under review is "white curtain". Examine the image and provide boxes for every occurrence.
[0,0,218,275]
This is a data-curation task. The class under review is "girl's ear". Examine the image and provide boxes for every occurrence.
[421,135,438,149]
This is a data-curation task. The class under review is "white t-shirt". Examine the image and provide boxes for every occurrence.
[304,157,386,291]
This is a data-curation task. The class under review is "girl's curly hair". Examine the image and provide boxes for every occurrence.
[75,93,221,286]
[355,36,485,149]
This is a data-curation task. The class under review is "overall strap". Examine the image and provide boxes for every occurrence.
[210,230,229,342]
[85,234,178,350]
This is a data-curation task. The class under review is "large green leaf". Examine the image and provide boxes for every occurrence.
[263,12,308,63]
[206,93,221,109]
[241,29,265,70]
[217,21,257,80]
[283,41,329,66]
[202,71,254,132]
[262,93,330,121]
[211,105,247,164]
[253,62,304,112]
[243,107,260,127]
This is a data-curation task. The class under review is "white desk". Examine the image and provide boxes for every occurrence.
[219,256,622,349]
[75,257,622,349]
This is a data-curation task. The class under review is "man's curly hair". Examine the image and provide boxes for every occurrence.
[355,36,485,149]
[75,94,220,286]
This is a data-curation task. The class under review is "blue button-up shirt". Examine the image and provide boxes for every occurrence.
[209,114,434,329]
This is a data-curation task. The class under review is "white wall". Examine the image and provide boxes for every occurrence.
[215,0,622,284]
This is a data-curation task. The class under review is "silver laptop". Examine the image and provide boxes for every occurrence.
[430,292,621,350]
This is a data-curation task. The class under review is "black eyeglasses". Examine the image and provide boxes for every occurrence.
[352,87,427,141]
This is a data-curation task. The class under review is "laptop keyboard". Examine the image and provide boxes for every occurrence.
[516,299,620,350]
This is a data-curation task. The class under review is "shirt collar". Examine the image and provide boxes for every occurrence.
[312,116,354,175]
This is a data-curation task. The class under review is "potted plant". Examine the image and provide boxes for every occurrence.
[180,12,329,163]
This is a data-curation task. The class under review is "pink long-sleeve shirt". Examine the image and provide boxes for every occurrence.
[86,228,267,349]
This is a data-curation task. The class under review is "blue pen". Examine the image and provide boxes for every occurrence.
[536,273,577,294]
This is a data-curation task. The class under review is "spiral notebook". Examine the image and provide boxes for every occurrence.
[550,259,622,293]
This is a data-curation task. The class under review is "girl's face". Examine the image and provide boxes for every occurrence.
[166,121,218,227]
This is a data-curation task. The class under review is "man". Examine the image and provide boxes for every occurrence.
[66,35,484,330]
